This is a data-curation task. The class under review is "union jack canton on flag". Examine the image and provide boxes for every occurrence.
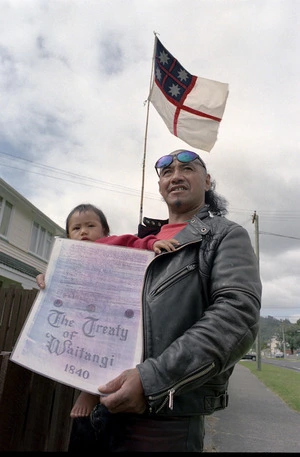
[149,37,229,152]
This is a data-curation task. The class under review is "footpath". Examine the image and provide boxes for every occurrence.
[203,362,300,453]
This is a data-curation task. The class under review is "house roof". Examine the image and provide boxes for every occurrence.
[0,177,65,235]
[0,252,40,278]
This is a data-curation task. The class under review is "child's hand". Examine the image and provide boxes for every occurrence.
[36,273,46,289]
[153,238,180,254]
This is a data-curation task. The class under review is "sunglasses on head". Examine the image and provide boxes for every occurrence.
[155,151,206,176]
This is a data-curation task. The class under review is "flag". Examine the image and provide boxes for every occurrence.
[149,37,229,151]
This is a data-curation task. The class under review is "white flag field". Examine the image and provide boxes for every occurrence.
[149,37,229,151]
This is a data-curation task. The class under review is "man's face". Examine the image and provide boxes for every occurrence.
[158,157,211,212]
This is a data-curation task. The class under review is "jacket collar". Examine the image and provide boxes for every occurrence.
[174,207,211,243]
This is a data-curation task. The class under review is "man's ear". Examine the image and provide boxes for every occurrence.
[205,173,211,191]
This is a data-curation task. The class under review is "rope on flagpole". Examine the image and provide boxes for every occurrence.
[139,32,158,225]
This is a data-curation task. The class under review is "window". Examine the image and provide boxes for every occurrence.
[0,197,13,237]
[30,221,54,260]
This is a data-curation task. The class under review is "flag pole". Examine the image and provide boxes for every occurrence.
[139,33,158,225]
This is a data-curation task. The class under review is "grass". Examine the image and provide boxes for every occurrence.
[239,360,300,412]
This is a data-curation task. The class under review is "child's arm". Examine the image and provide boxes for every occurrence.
[96,234,179,253]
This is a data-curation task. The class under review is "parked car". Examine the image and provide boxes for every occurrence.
[241,352,256,361]
[275,351,284,358]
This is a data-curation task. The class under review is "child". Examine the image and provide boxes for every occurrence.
[36,203,179,419]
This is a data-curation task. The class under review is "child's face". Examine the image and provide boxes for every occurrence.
[68,210,106,242]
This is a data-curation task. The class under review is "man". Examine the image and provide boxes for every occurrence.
[97,149,262,452]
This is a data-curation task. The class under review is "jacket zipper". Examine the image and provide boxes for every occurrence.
[150,263,197,296]
[148,362,215,413]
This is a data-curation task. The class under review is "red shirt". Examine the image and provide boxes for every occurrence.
[155,223,188,240]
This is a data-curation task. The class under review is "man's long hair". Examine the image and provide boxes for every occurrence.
[206,178,228,216]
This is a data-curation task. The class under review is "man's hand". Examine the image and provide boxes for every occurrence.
[98,368,147,414]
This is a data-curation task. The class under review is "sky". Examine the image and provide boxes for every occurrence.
[0,0,299,323]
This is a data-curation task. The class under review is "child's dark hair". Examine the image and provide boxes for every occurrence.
[66,204,110,237]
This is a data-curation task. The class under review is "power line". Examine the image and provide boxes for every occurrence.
[229,207,300,220]
[259,231,300,240]
[0,151,160,201]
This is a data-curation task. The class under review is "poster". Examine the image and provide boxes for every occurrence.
[10,238,154,394]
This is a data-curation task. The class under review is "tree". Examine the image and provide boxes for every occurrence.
[285,325,300,354]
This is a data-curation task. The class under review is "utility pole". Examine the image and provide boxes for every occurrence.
[252,211,261,371]
[282,320,286,358]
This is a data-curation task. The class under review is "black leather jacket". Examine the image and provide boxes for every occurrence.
[137,207,262,416]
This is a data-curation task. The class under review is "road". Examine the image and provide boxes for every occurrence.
[260,355,300,372]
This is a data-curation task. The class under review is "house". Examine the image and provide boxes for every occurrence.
[0,177,65,290]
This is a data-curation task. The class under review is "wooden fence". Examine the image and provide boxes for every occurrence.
[0,287,79,451]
